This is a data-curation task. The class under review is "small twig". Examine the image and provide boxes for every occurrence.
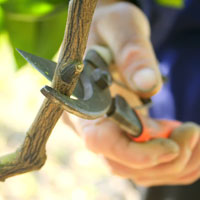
[0,0,97,181]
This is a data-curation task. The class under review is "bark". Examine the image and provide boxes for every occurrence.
[0,0,97,181]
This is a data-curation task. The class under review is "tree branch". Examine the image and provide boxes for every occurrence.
[0,0,97,181]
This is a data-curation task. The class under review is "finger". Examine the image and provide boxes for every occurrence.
[104,157,173,186]
[175,164,200,185]
[131,166,200,187]
[168,122,200,173]
[174,124,200,179]
[94,2,162,97]
[79,118,179,169]
[124,123,199,179]
[104,157,163,186]
[105,157,141,178]
[105,156,200,186]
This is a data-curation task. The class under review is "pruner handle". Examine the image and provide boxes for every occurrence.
[87,46,182,142]
[133,117,181,142]
[108,95,181,142]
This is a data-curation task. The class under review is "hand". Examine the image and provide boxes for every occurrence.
[88,1,162,99]
[63,1,200,186]
[78,119,199,186]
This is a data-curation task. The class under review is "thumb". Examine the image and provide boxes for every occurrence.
[95,2,162,98]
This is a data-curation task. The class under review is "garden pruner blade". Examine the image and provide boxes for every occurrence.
[16,48,182,142]
[16,48,113,120]
[16,48,56,82]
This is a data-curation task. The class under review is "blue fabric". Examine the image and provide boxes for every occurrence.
[134,1,200,199]
[138,0,200,124]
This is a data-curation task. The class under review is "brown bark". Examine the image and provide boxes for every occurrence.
[0,0,97,181]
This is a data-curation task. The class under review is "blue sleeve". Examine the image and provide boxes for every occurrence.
[150,32,200,124]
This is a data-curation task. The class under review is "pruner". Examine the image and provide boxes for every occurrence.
[17,46,180,142]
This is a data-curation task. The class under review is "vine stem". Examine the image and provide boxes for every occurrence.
[0,0,97,181]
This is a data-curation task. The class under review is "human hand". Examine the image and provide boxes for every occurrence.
[64,1,200,186]
[88,1,162,99]
[78,119,199,186]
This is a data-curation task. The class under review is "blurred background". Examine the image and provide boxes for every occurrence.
[0,0,140,199]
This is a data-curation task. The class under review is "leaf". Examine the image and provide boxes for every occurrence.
[26,2,54,15]
[0,0,7,4]
[0,6,4,33]
[4,4,68,69]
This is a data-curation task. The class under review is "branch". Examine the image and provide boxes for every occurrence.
[0,0,97,181]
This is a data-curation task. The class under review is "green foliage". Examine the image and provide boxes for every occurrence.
[1,0,68,69]
[2,0,67,14]
[0,0,7,3]
[0,6,4,32]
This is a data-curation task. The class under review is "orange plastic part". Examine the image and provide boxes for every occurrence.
[132,115,182,142]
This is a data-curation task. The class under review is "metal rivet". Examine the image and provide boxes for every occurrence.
[92,68,112,89]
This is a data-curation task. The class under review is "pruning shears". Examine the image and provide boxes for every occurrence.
[17,46,181,142]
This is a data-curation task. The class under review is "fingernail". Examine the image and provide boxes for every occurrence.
[132,68,157,92]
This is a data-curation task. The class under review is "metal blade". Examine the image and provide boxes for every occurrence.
[16,49,89,99]
[16,49,56,81]
[16,49,112,119]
